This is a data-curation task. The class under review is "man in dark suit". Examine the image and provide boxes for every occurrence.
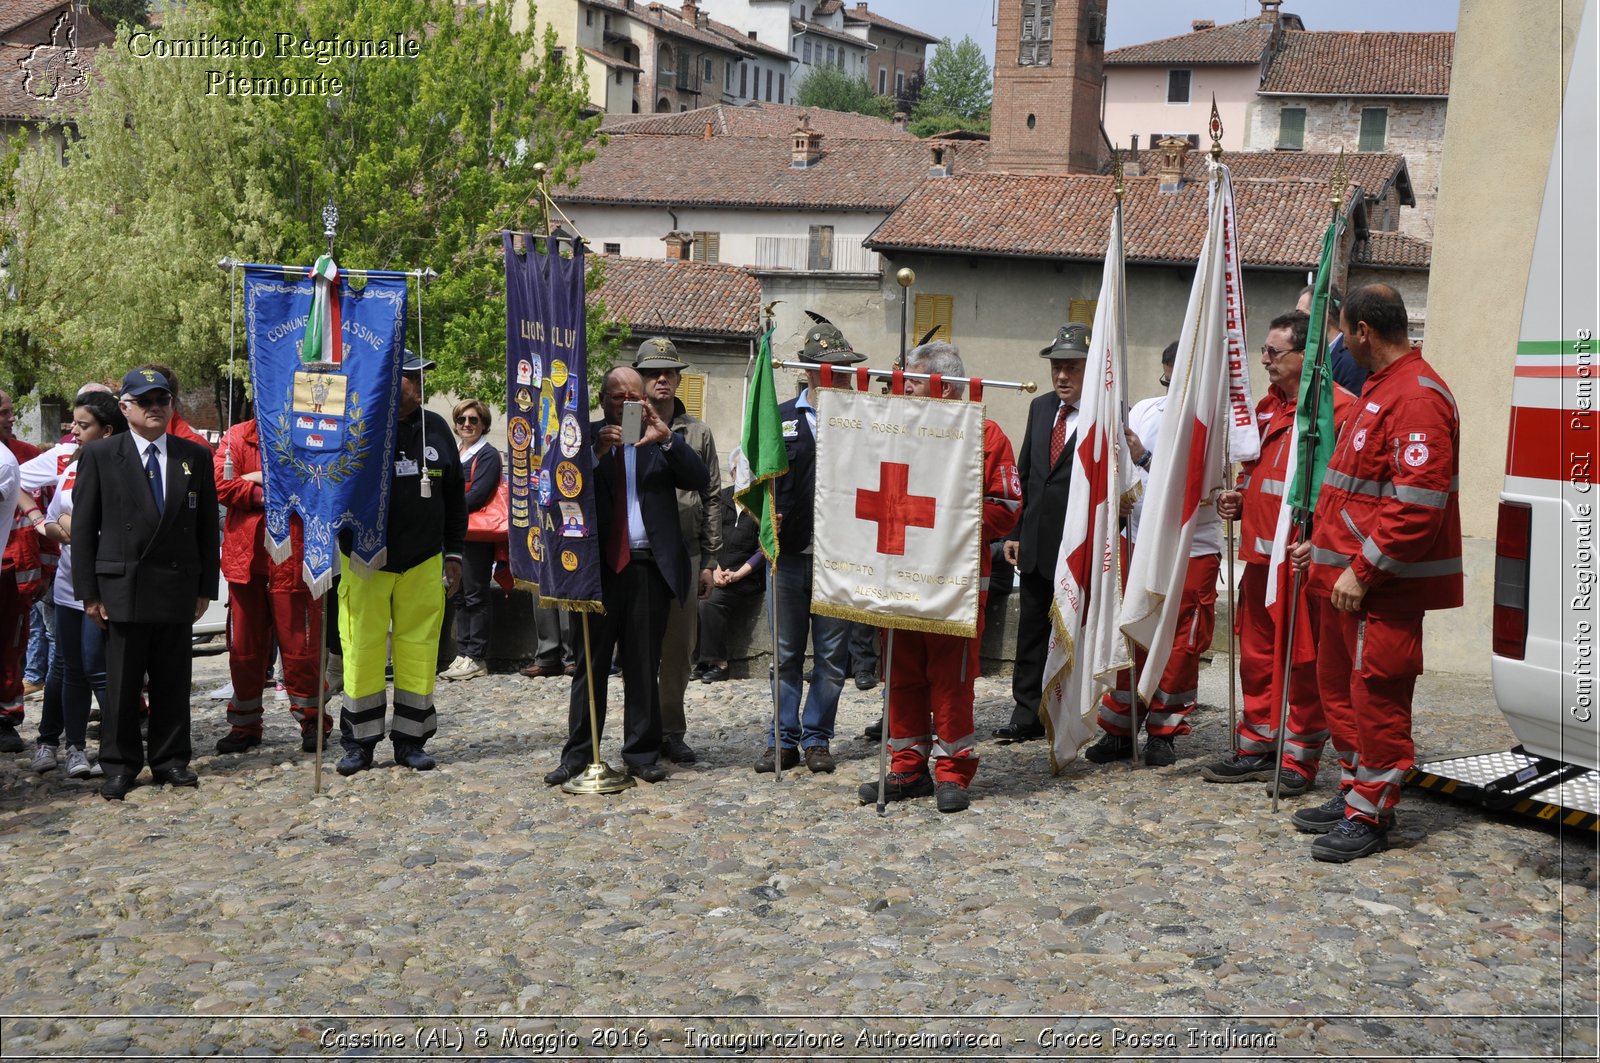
[544,366,709,786]
[73,368,220,799]
[995,324,1089,742]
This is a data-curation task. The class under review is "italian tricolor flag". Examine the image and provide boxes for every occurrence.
[299,255,342,365]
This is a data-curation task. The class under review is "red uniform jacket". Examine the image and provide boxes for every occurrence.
[980,418,1021,588]
[3,436,45,594]
[1236,383,1355,565]
[1308,349,1463,612]
[215,421,304,591]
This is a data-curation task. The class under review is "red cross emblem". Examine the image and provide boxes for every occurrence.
[856,462,935,555]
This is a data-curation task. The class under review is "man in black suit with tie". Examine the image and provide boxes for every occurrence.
[995,324,1089,742]
[73,368,220,799]
[544,366,709,786]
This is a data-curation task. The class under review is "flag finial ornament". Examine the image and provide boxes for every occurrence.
[1112,147,1124,202]
[1208,95,1224,161]
[1329,147,1349,215]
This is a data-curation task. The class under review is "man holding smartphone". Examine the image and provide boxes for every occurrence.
[544,366,709,786]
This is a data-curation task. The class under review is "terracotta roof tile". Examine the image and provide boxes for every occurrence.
[601,100,912,139]
[1260,31,1454,96]
[0,0,65,36]
[585,0,746,54]
[793,17,872,49]
[1105,17,1275,66]
[589,256,763,339]
[865,164,1398,271]
[841,5,940,45]
[580,46,641,73]
[566,132,981,210]
[1356,231,1431,269]
[1120,149,1414,206]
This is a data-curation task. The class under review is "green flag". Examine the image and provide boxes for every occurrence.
[1287,221,1339,517]
[735,329,788,560]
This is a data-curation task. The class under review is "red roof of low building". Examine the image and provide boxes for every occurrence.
[1121,149,1414,206]
[1105,16,1277,66]
[1259,31,1454,96]
[566,133,982,210]
[589,256,763,339]
[601,100,912,139]
[865,164,1396,271]
[1356,231,1432,270]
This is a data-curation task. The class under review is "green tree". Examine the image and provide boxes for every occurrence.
[914,36,991,124]
[88,0,149,28]
[5,0,614,414]
[907,111,989,138]
[795,65,890,118]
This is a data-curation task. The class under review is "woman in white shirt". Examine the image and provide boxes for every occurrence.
[29,392,125,778]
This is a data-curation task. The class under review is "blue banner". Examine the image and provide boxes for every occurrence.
[244,263,408,596]
[504,232,601,611]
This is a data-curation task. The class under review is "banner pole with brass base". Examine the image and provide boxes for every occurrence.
[562,611,634,794]
[769,557,784,782]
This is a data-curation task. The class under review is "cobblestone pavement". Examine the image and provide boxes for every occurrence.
[0,646,1593,1060]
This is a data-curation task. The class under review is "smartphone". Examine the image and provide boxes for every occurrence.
[620,400,643,446]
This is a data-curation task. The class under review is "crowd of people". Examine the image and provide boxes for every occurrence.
[0,282,1458,861]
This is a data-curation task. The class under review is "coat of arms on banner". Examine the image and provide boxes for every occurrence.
[810,388,983,637]
[290,370,349,454]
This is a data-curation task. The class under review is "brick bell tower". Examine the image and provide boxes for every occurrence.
[989,0,1107,174]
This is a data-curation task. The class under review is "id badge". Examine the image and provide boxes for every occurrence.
[395,458,420,477]
[187,491,197,510]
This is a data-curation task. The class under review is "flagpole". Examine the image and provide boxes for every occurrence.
[1109,156,1143,771]
[1271,152,1349,811]
[896,268,915,370]
[563,612,635,794]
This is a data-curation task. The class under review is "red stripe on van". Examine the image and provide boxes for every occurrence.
[1506,405,1596,481]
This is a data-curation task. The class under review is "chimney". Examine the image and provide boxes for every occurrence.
[791,115,824,168]
[1124,135,1143,175]
[682,0,698,22]
[663,231,696,260]
[891,110,907,132]
[928,141,955,178]
[855,1,868,10]
[1191,19,1215,31]
[703,119,714,140]
[1156,136,1190,192]
[1259,0,1282,21]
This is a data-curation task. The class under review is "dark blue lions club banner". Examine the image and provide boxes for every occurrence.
[504,231,601,611]
[244,263,408,597]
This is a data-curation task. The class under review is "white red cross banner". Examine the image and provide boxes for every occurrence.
[810,388,984,637]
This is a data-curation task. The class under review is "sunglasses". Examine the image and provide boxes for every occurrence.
[1261,345,1302,361]
[130,392,172,408]
[455,415,481,426]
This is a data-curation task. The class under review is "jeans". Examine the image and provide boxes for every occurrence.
[769,555,848,750]
[37,603,106,749]
[24,599,51,685]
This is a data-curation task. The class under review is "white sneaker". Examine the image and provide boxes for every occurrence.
[441,656,486,682]
[62,745,91,779]
[273,680,287,702]
[29,743,57,773]
[208,681,234,700]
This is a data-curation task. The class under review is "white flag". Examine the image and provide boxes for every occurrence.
[1119,161,1247,699]
[1042,206,1136,768]
[810,387,984,636]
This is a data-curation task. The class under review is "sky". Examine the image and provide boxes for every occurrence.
[860,0,1460,60]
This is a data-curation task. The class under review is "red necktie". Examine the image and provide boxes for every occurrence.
[607,448,630,572]
[1049,403,1069,466]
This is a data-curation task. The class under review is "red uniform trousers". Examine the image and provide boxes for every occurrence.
[225,579,326,736]
[1097,552,1219,738]
[1234,562,1327,780]
[886,606,983,787]
[0,569,29,723]
[1317,602,1423,826]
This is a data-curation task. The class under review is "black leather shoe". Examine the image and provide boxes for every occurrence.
[336,747,374,777]
[854,671,878,691]
[1083,733,1134,762]
[863,716,883,742]
[1143,735,1177,767]
[629,761,669,783]
[935,781,970,813]
[544,763,578,786]
[151,766,199,787]
[100,773,136,801]
[660,734,697,764]
[393,744,436,771]
[992,722,1046,743]
[1291,790,1350,834]
[1310,816,1390,862]
[214,730,261,755]
[858,770,934,804]
[699,664,729,683]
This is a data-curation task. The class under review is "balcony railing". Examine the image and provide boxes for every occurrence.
[753,235,880,273]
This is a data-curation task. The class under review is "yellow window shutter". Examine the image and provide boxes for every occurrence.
[913,294,953,342]
[680,372,706,421]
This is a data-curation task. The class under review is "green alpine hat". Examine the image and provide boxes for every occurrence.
[1040,323,1090,360]
[799,316,865,365]
[632,336,690,371]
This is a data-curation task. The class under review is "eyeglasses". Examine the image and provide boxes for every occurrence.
[455,415,480,426]
[131,392,172,408]
[1261,345,1303,361]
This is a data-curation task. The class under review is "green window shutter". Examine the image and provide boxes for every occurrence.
[1277,107,1305,150]
[1358,108,1388,152]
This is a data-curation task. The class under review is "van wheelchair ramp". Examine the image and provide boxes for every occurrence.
[1407,747,1600,832]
